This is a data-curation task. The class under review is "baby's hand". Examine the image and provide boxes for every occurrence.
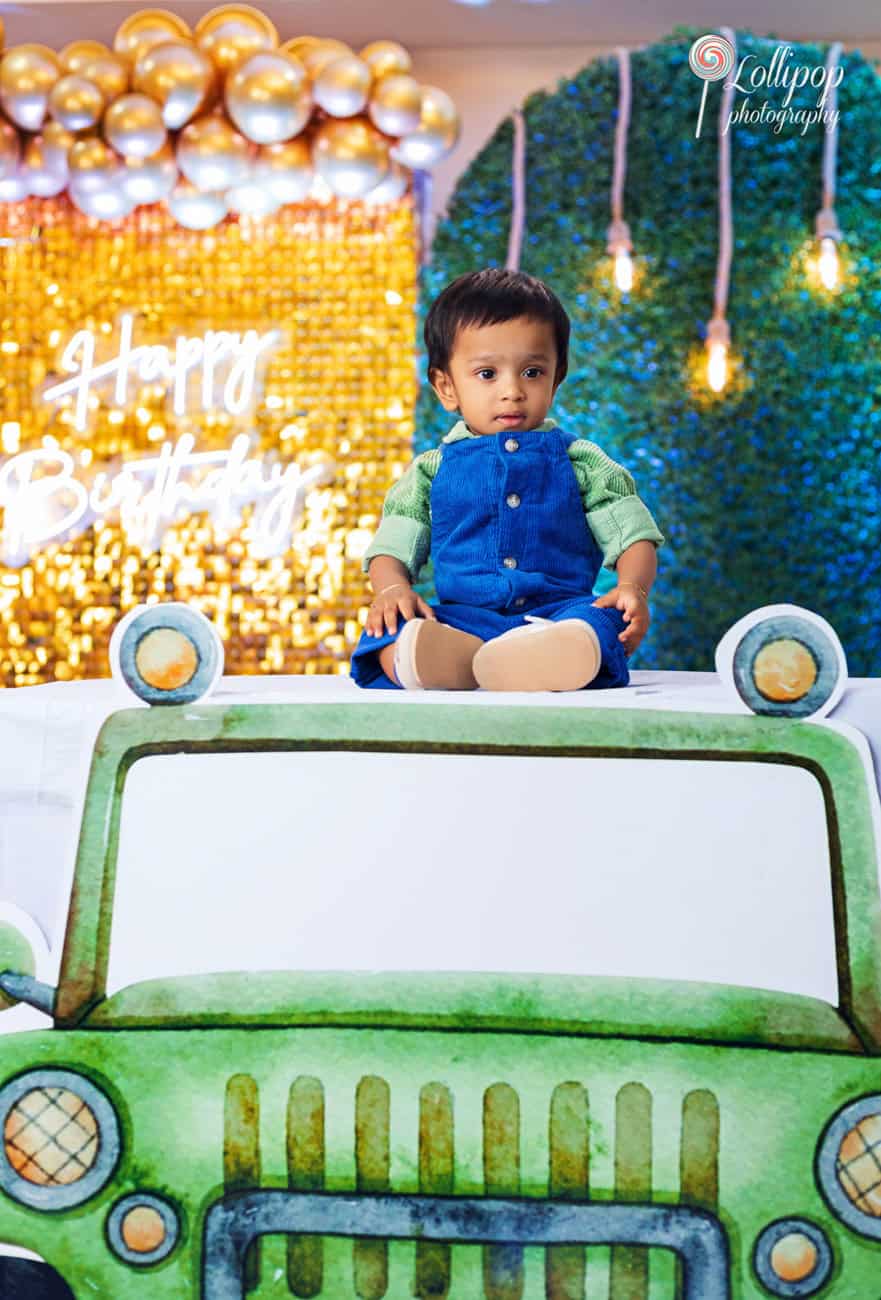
[365,583,437,637]
[591,584,650,657]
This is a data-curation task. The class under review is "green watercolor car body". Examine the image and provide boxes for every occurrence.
[0,702,880,1299]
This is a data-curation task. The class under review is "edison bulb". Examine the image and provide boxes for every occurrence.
[707,341,728,393]
[818,236,839,290]
[614,249,633,292]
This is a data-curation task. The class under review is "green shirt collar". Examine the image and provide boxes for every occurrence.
[442,416,558,444]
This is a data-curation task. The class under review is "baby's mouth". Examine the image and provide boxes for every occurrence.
[496,413,525,422]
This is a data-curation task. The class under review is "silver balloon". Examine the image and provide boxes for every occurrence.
[48,74,105,132]
[121,140,178,203]
[390,85,460,169]
[104,92,167,159]
[177,114,251,190]
[41,120,75,173]
[133,40,216,130]
[167,178,228,229]
[225,169,280,217]
[68,136,122,194]
[0,166,30,202]
[362,159,410,205]
[0,44,60,131]
[224,51,311,145]
[311,117,390,199]
[313,54,370,118]
[0,120,20,181]
[253,138,312,203]
[23,135,68,196]
[69,175,134,220]
[367,73,422,137]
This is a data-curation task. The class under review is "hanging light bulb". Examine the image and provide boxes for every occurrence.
[607,218,633,293]
[614,247,633,292]
[706,317,730,394]
[815,208,842,291]
[818,237,840,290]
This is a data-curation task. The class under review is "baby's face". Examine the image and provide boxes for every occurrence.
[430,316,559,436]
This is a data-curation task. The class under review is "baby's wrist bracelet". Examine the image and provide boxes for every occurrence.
[373,581,410,598]
[618,580,649,600]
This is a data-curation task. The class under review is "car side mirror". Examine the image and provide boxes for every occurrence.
[0,907,55,1016]
[0,919,37,1010]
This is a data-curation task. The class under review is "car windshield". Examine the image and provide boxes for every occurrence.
[104,748,839,1007]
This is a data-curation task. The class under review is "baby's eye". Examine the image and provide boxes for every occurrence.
[476,368,496,380]
[523,367,544,379]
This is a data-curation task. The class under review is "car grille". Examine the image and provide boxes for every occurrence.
[222,1073,720,1299]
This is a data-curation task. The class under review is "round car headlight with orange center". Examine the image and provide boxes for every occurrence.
[817,1095,881,1238]
[107,1193,180,1266]
[0,1069,120,1210]
[753,1218,832,1297]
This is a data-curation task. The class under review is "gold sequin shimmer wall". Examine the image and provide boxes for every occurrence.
[0,194,418,685]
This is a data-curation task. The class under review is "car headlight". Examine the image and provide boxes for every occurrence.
[107,1193,180,1266]
[753,1218,832,1297]
[0,1069,120,1210]
[816,1094,881,1238]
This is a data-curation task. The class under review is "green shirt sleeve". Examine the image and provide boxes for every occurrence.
[567,439,665,570]
[361,448,441,580]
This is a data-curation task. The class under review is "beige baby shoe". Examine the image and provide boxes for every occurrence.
[393,618,484,690]
[472,615,601,691]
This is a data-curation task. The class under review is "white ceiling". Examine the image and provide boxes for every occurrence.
[1,0,879,50]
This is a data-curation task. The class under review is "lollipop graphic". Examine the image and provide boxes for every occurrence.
[689,34,736,138]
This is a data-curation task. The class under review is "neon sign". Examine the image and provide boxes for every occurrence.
[0,433,336,566]
[42,314,283,430]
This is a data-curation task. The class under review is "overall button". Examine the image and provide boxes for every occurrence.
[506,493,521,508]
[504,438,519,452]
[514,597,526,607]
[503,557,517,569]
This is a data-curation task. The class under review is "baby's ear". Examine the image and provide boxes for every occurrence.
[429,367,459,411]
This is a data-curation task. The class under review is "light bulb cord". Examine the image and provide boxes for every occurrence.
[506,107,526,271]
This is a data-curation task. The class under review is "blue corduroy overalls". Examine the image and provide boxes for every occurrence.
[350,424,630,689]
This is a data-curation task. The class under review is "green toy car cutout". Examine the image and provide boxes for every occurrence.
[0,701,879,1299]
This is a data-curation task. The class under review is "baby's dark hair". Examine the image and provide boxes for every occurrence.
[424,267,570,384]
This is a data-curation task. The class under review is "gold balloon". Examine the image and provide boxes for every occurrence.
[391,85,460,168]
[22,135,68,197]
[133,40,216,130]
[167,178,228,229]
[359,40,412,81]
[114,10,191,66]
[195,5,278,75]
[312,116,389,199]
[225,51,311,145]
[294,38,352,79]
[253,138,312,203]
[177,113,251,190]
[76,52,129,102]
[121,140,178,203]
[0,167,30,203]
[48,74,105,132]
[0,120,20,181]
[367,72,422,137]
[363,159,410,205]
[42,120,75,172]
[104,93,167,159]
[60,40,109,75]
[68,136,121,193]
[314,54,371,118]
[0,44,60,131]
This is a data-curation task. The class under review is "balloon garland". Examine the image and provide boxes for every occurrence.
[0,8,461,229]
